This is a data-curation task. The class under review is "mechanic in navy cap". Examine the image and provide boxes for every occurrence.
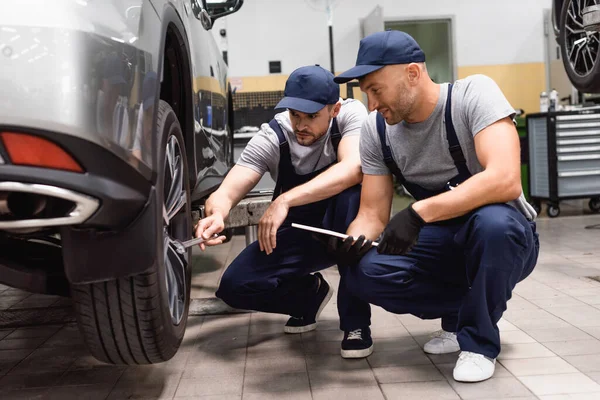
[317,30,540,382]
[194,65,374,358]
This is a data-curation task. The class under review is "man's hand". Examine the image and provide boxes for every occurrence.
[313,234,373,266]
[194,212,227,251]
[258,198,289,255]
[377,203,425,255]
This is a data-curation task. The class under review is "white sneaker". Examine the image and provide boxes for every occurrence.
[423,330,460,354]
[453,351,496,382]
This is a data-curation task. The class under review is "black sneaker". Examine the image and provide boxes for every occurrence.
[341,327,374,358]
[284,273,334,334]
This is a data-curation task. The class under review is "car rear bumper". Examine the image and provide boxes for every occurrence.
[0,126,152,230]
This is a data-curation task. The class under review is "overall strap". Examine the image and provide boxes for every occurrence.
[444,83,471,178]
[268,119,290,199]
[376,112,406,184]
[330,118,341,153]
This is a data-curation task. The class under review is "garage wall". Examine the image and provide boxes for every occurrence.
[214,0,553,115]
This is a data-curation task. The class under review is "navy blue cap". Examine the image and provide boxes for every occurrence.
[275,65,340,114]
[334,30,425,84]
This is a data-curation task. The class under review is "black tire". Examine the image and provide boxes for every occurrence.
[590,197,600,212]
[559,0,600,93]
[531,200,542,215]
[547,204,561,218]
[71,100,192,365]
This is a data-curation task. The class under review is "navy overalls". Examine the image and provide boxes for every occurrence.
[347,84,540,358]
[216,118,371,331]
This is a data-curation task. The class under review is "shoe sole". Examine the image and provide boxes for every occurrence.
[284,280,334,334]
[453,372,494,383]
[423,345,460,355]
[341,344,374,359]
[284,322,317,334]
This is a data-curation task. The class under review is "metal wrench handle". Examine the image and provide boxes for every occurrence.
[173,234,220,254]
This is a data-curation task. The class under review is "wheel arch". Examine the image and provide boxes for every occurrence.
[156,5,197,189]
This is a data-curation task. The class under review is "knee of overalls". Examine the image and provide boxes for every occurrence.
[458,204,530,255]
[348,248,415,302]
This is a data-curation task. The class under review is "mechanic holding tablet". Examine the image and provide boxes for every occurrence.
[321,30,540,382]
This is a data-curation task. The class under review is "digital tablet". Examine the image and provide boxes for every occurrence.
[291,223,379,247]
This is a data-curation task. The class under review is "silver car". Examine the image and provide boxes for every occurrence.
[0,0,243,364]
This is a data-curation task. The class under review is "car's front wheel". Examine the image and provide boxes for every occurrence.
[71,100,192,364]
[559,0,600,93]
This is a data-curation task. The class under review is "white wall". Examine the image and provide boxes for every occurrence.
[212,0,553,77]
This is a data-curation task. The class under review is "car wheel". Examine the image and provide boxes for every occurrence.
[71,100,192,365]
[559,0,600,93]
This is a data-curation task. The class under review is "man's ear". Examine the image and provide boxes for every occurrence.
[331,101,342,118]
[406,63,421,85]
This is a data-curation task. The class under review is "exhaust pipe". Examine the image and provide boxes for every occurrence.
[0,182,100,231]
[0,193,9,215]
[0,192,47,218]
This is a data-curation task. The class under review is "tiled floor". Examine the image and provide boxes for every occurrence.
[1,201,600,399]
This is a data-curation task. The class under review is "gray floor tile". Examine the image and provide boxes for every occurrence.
[500,330,538,344]
[175,375,243,397]
[43,384,114,400]
[8,347,79,374]
[0,387,50,399]
[181,360,246,379]
[372,364,445,384]
[243,391,310,400]
[245,355,306,375]
[366,348,432,368]
[543,339,600,356]
[0,370,65,391]
[380,381,460,400]
[312,385,385,400]
[538,394,600,400]
[306,354,371,371]
[109,369,183,400]
[177,396,241,400]
[563,354,600,373]
[308,367,377,388]
[4,326,60,340]
[57,366,125,386]
[449,376,535,399]
[244,371,310,393]
[0,337,48,350]
[519,373,600,396]
[525,327,595,343]
[497,343,556,359]
[499,356,579,376]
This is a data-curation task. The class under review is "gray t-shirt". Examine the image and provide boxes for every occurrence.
[237,98,368,181]
[360,74,537,221]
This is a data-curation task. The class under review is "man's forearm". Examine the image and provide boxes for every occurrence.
[279,162,362,208]
[412,169,522,223]
[204,190,234,219]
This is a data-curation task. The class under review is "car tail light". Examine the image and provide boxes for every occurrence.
[0,132,84,173]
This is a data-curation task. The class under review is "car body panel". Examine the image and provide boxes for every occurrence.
[0,0,233,191]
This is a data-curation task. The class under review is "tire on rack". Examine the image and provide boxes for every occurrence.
[559,0,600,93]
[590,197,600,212]
[71,100,192,365]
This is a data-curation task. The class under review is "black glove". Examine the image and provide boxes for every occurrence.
[312,233,373,266]
[377,203,426,255]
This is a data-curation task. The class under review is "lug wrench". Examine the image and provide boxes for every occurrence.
[172,234,220,254]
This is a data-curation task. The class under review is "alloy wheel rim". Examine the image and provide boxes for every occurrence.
[162,134,188,325]
[565,0,600,77]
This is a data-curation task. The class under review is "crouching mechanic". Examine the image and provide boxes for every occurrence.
[322,31,540,381]
[194,65,374,358]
